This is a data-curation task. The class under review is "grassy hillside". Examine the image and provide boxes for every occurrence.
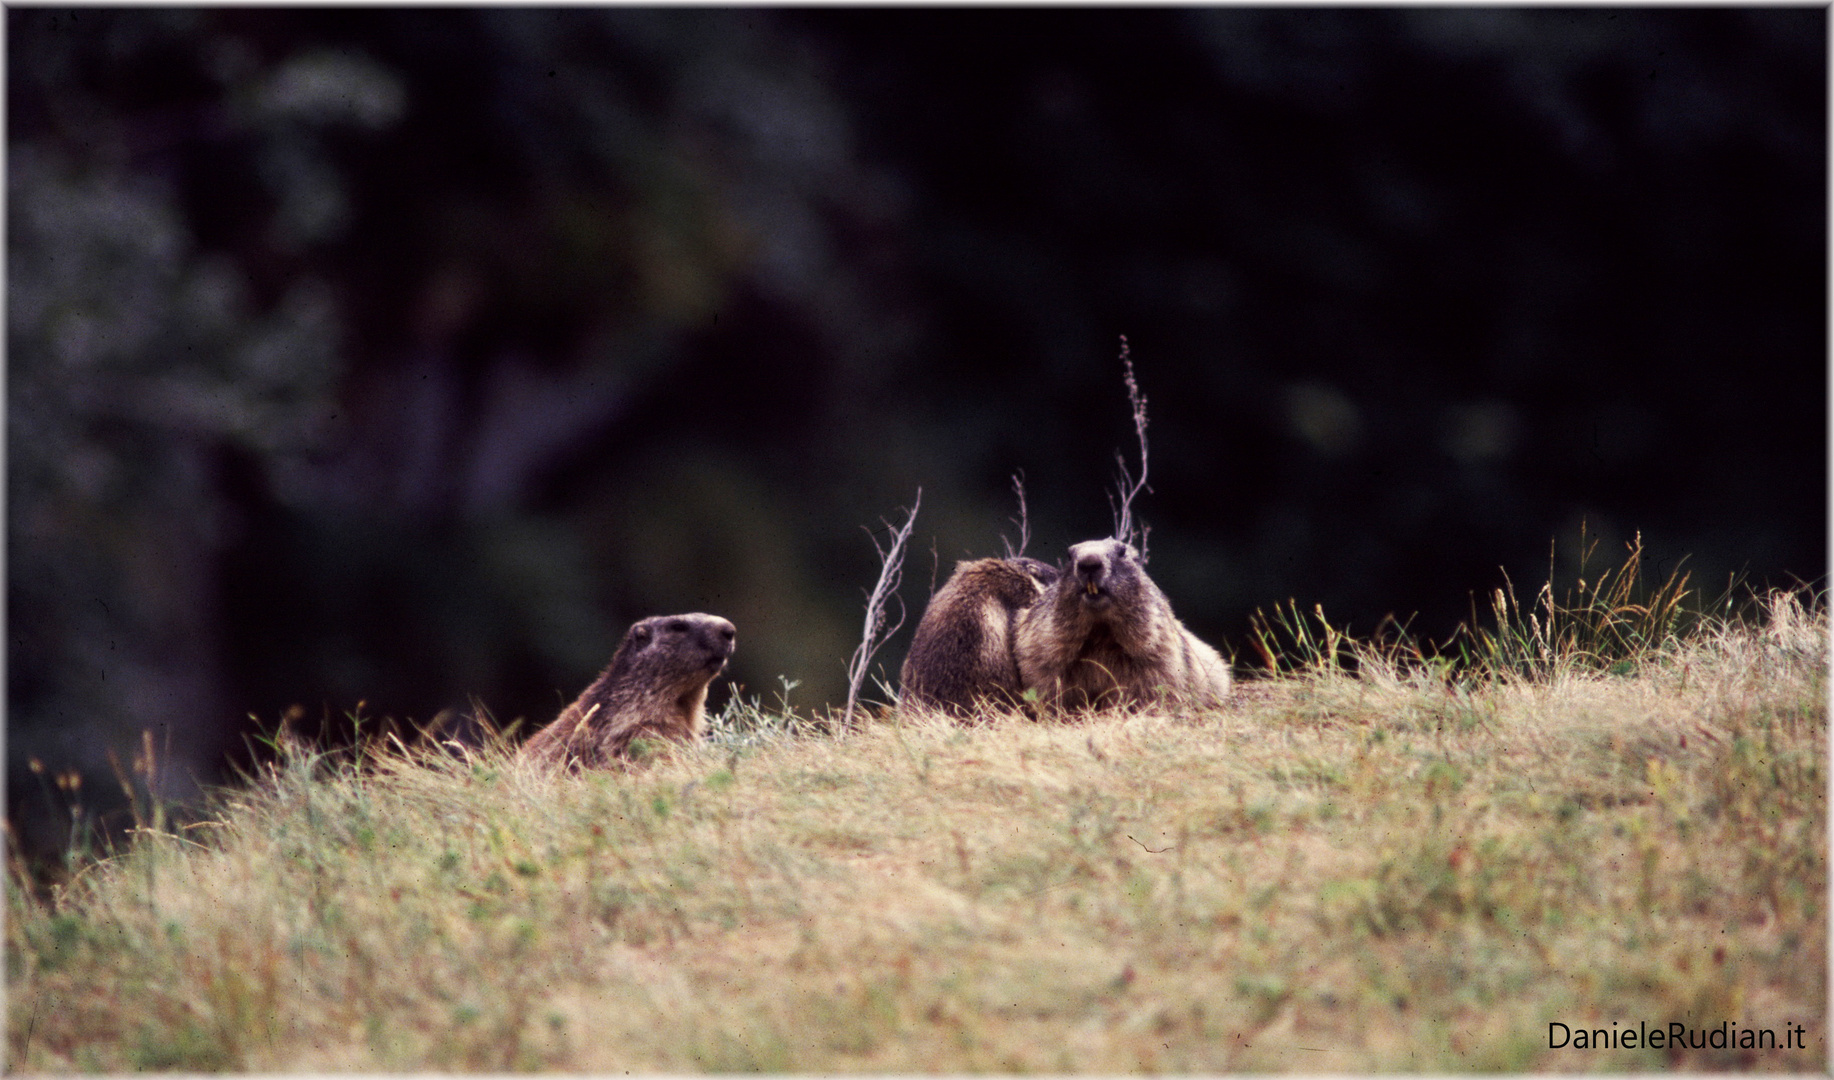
[7,585,1825,1072]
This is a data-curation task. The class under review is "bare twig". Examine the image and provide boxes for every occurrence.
[844,488,921,729]
[1000,469,1033,559]
[1109,335,1151,557]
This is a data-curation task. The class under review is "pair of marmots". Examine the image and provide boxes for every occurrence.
[520,537,1227,769]
[899,537,1233,717]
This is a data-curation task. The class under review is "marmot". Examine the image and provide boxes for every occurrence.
[899,556,1060,716]
[520,612,736,768]
[1014,538,1231,713]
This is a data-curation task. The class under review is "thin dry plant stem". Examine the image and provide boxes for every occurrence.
[1110,335,1151,557]
[844,489,921,729]
[1001,470,1033,559]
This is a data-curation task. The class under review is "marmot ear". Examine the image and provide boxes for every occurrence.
[631,624,653,644]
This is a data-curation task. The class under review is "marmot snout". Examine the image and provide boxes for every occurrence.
[1070,543,1126,607]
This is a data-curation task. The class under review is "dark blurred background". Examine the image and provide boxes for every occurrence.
[8,9,1825,857]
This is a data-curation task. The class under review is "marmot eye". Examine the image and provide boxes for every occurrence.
[666,619,690,633]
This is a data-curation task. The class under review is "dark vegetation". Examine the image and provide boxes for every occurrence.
[8,9,1825,864]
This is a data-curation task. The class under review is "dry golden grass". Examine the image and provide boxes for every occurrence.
[7,591,1825,1071]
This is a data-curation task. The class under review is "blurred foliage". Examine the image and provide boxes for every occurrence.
[7,9,1824,860]
[9,11,351,823]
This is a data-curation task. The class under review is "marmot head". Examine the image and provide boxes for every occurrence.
[1063,538,1147,618]
[619,613,737,680]
[1009,556,1062,591]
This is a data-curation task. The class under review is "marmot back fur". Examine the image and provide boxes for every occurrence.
[900,556,1060,716]
[1014,538,1231,713]
[521,613,736,768]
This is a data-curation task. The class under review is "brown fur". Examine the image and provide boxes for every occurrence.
[1014,538,1231,713]
[520,613,735,769]
[900,557,1060,716]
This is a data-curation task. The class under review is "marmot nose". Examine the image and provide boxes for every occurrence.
[1076,553,1107,580]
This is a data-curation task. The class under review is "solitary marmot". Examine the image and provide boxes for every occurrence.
[900,556,1060,716]
[1014,538,1231,713]
[520,613,736,768]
